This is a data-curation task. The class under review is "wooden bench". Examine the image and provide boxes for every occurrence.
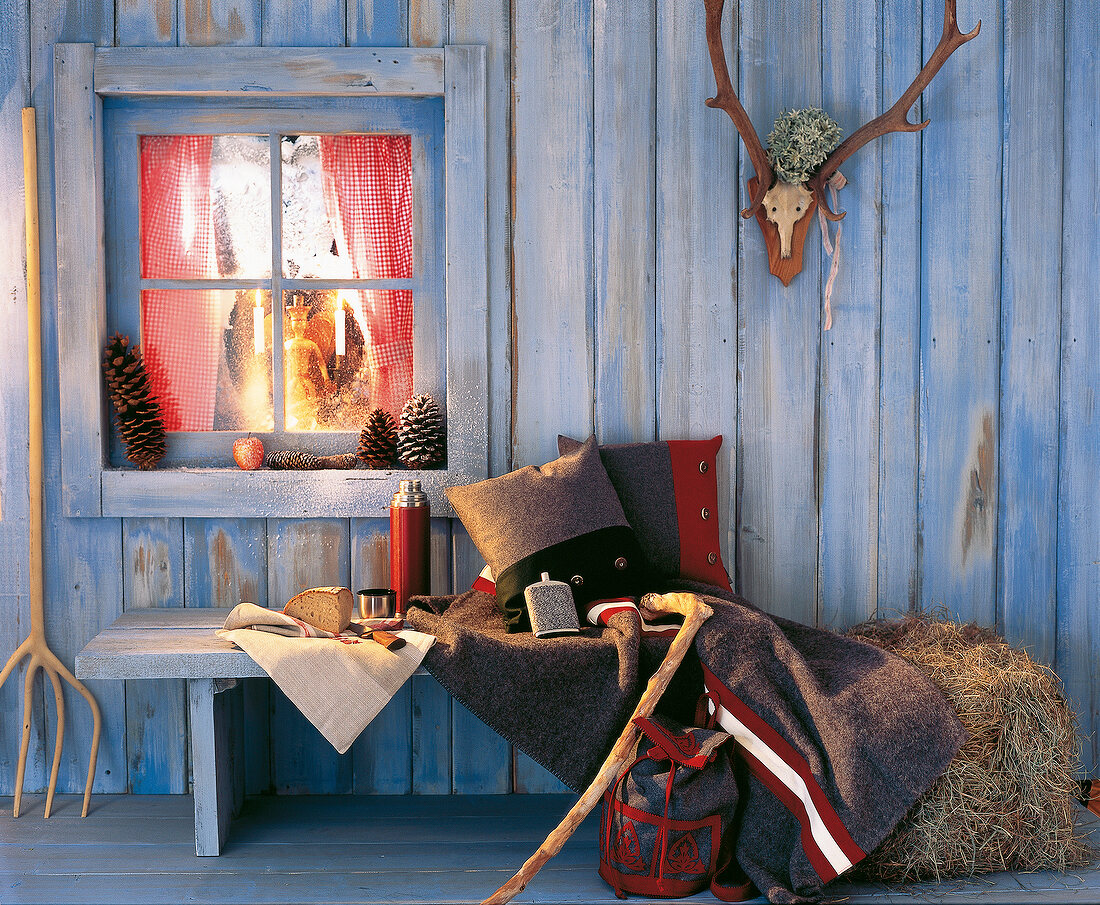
[75,608,427,857]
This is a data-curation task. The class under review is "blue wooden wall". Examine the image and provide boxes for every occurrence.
[0,0,1096,797]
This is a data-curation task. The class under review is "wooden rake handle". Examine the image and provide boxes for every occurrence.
[481,592,713,905]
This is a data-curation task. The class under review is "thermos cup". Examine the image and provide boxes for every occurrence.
[390,479,431,617]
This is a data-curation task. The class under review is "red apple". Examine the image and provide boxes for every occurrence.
[233,435,264,470]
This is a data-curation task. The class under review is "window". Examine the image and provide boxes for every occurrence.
[55,44,487,517]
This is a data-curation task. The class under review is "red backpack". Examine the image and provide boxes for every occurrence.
[599,715,756,900]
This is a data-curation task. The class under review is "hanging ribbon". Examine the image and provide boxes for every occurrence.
[816,171,846,331]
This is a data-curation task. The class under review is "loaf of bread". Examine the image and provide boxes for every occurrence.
[283,586,353,634]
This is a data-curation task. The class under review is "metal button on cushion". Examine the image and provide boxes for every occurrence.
[701,507,710,520]
[571,574,584,586]
[698,461,709,474]
[707,552,718,565]
[614,556,628,570]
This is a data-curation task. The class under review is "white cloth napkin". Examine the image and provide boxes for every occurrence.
[218,602,435,754]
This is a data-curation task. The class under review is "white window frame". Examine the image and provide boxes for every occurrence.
[54,43,488,518]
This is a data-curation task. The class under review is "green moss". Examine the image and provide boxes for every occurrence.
[766,107,843,185]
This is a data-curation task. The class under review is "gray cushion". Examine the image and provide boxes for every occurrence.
[446,437,648,632]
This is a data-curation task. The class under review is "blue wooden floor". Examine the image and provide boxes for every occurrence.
[2,795,1098,904]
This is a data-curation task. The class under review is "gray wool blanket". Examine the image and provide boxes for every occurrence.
[407,582,964,903]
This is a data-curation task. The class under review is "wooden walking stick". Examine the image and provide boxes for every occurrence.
[0,107,102,819]
[481,591,713,905]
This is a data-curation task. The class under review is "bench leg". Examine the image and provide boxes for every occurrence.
[188,678,237,856]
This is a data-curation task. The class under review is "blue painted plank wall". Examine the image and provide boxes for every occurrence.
[0,0,41,794]
[0,0,1097,797]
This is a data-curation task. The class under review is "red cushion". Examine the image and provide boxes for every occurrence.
[558,435,731,591]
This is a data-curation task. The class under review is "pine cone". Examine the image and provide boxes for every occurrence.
[267,449,322,470]
[397,393,445,469]
[102,333,166,470]
[316,452,360,470]
[358,408,399,468]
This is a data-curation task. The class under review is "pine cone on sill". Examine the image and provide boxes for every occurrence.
[102,333,166,471]
[397,393,445,469]
[358,407,399,469]
[316,452,360,470]
[266,449,322,470]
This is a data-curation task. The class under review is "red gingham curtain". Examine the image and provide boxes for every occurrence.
[139,135,220,431]
[320,135,414,418]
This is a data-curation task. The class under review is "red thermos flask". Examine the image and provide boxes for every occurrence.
[390,479,431,617]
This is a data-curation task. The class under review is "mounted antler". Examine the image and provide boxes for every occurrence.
[703,0,772,219]
[808,0,980,220]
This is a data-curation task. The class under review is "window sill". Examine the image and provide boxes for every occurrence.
[99,466,469,518]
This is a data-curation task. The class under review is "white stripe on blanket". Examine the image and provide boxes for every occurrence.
[586,599,681,636]
[218,603,434,754]
[708,698,855,877]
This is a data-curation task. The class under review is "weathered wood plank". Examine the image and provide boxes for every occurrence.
[101,466,461,519]
[266,519,353,794]
[347,0,407,47]
[877,0,923,617]
[178,0,261,46]
[183,519,268,609]
[736,0,823,624]
[450,0,511,479]
[450,526,510,793]
[592,0,655,445]
[0,0,42,796]
[76,626,266,680]
[510,0,595,468]
[1057,0,1099,776]
[997,0,1063,664]
[182,518,268,794]
[122,518,187,794]
[411,518,452,793]
[918,0,1001,626]
[409,0,447,47]
[94,46,446,97]
[513,751,568,794]
[444,43,491,488]
[411,672,449,793]
[349,516,411,794]
[35,2,126,796]
[816,0,882,630]
[117,0,177,46]
[12,794,1095,904]
[187,678,232,855]
[261,0,345,46]
[53,42,106,517]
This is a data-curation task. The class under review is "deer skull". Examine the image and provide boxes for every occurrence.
[763,182,813,258]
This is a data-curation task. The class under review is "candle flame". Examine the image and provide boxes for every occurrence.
[335,291,347,357]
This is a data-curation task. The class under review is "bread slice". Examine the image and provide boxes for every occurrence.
[283,586,353,634]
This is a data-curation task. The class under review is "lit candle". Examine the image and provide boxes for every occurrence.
[253,289,264,354]
[334,292,346,357]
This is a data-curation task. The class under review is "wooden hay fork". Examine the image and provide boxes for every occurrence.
[0,108,102,820]
[482,591,713,905]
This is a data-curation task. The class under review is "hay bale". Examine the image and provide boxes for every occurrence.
[846,613,1092,882]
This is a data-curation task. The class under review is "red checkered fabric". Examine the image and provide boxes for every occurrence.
[139,135,221,431]
[320,135,414,418]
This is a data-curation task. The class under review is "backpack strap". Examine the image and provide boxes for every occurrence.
[709,819,759,902]
[603,751,649,900]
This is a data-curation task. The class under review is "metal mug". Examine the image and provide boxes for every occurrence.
[357,588,397,620]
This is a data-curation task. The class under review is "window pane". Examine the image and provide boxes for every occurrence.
[281,134,412,280]
[282,288,412,430]
[141,289,274,432]
[140,135,271,280]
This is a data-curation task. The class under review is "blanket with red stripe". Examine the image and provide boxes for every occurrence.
[407,583,963,903]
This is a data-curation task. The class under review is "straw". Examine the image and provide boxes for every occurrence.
[846,612,1093,882]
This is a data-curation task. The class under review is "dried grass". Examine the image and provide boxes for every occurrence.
[846,612,1092,882]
